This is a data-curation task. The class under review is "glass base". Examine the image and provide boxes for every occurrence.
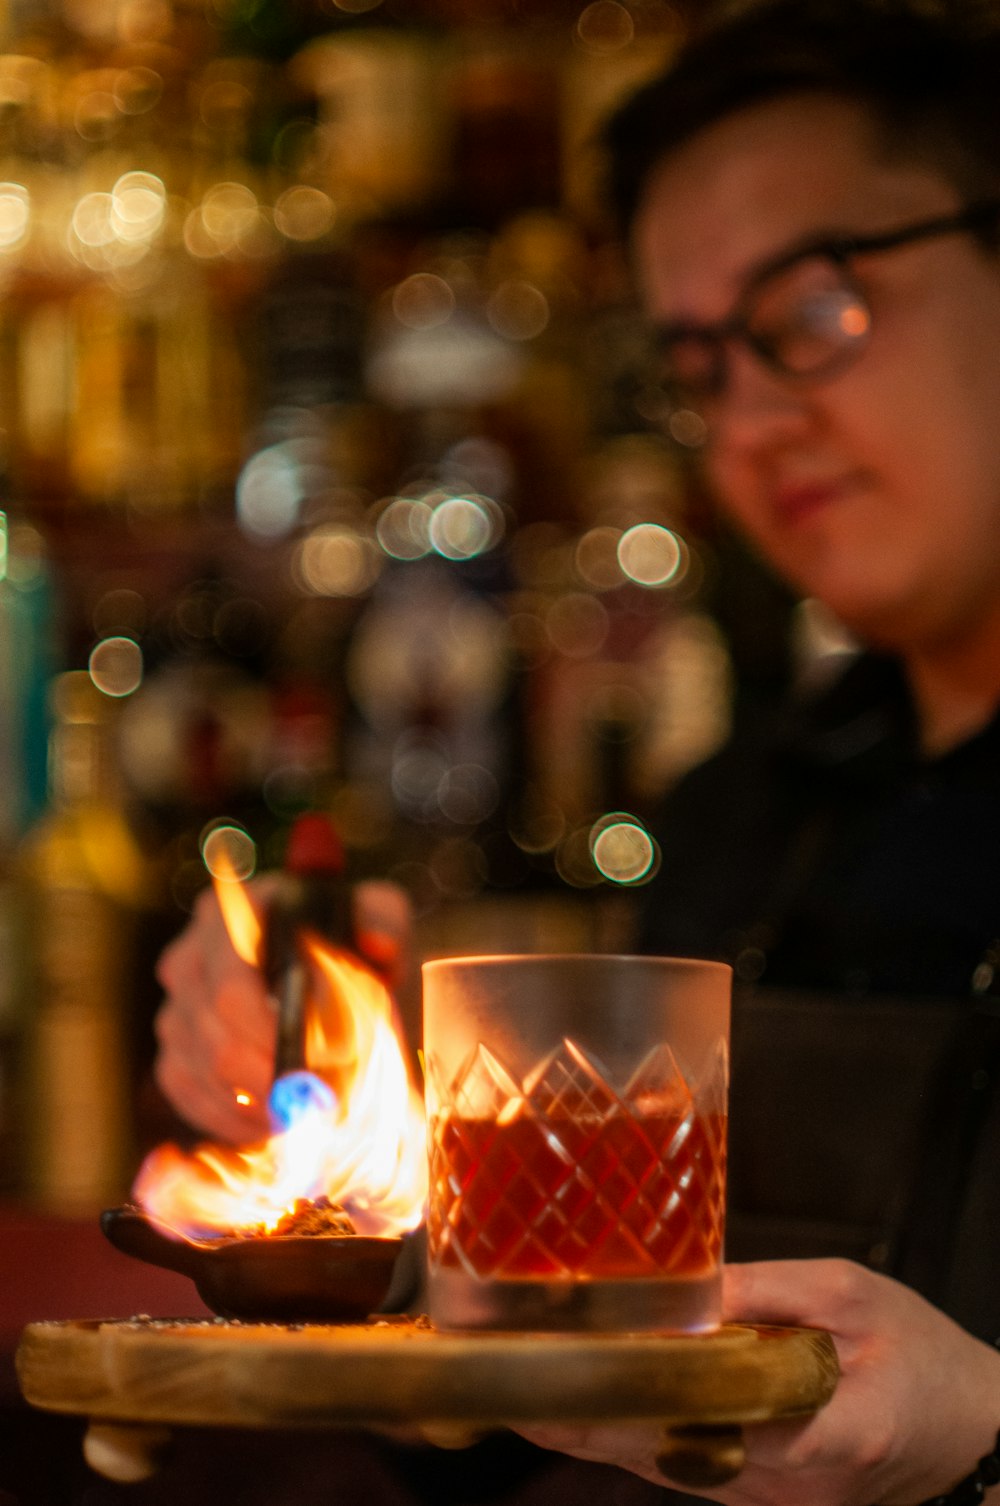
[428,1268,722,1334]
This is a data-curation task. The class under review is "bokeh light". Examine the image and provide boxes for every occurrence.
[235,445,303,538]
[590,813,659,885]
[392,272,455,330]
[554,825,603,888]
[114,66,163,115]
[486,279,550,341]
[273,185,335,242]
[428,493,502,560]
[110,170,166,243]
[5,521,46,586]
[88,635,143,698]
[0,182,29,251]
[576,0,635,52]
[508,788,565,854]
[184,181,272,259]
[668,409,708,448]
[374,495,433,560]
[296,524,382,596]
[617,523,686,588]
[575,525,624,590]
[201,820,258,882]
[69,192,128,268]
[390,733,449,820]
[92,588,147,639]
[437,763,499,825]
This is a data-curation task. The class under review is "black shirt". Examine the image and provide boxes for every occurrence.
[639,651,1000,998]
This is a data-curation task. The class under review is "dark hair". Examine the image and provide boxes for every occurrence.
[603,0,1000,233]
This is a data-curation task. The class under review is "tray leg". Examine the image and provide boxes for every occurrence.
[83,1421,173,1483]
[656,1424,746,1488]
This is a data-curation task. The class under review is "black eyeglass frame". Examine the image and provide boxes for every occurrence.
[651,198,1000,409]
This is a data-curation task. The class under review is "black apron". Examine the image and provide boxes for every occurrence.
[726,984,1000,1339]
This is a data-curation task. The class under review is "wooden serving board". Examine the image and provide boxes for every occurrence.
[17,1317,837,1430]
[16,1318,838,1488]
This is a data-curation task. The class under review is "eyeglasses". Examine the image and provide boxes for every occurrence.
[649,200,1000,442]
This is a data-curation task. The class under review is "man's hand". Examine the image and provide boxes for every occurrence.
[153,877,412,1143]
[513,1259,1000,1506]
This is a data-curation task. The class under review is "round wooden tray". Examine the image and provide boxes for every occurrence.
[16,1317,838,1488]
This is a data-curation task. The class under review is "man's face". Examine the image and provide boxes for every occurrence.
[633,94,1000,653]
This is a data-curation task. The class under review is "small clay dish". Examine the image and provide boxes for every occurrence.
[101,1204,405,1323]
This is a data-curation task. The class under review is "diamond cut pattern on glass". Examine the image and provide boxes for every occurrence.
[427,1036,727,1281]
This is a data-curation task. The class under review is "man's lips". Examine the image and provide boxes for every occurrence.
[771,475,860,524]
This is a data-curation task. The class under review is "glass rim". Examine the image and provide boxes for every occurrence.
[422,951,733,979]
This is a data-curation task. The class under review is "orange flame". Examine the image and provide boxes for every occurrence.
[214,865,262,967]
[135,864,427,1240]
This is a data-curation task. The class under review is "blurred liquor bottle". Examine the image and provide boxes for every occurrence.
[0,3,264,516]
[54,33,262,516]
[19,670,152,1214]
[0,514,55,1194]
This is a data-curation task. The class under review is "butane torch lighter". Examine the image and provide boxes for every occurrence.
[263,812,355,1081]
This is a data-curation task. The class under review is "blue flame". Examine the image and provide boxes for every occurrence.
[268,1071,336,1133]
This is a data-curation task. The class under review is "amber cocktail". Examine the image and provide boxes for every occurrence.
[423,954,731,1333]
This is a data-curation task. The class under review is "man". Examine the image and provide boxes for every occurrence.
[514,1,1000,1496]
[154,2,1000,1499]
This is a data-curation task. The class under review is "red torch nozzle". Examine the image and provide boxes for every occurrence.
[284,813,345,877]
